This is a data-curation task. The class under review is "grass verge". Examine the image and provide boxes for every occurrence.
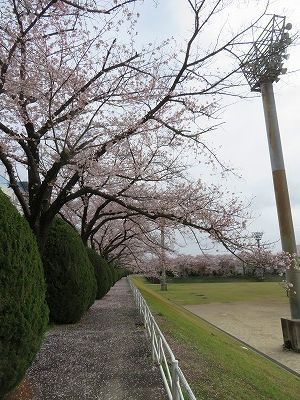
[132,276,300,400]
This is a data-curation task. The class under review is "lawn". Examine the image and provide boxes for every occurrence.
[146,276,288,306]
[131,276,299,400]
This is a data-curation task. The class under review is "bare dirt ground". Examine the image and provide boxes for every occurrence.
[6,279,166,400]
[184,301,300,374]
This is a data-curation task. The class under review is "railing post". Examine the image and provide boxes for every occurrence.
[143,304,147,326]
[128,278,197,400]
[171,359,180,400]
[151,322,155,361]
[158,336,162,364]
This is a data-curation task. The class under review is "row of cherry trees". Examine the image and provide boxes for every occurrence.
[0,0,271,265]
[139,250,291,279]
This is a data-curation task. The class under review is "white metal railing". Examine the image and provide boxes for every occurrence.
[128,278,197,400]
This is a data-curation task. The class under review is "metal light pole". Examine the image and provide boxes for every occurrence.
[253,231,263,279]
[253,231,263,249]
[241,15,300,349]
[160,218,168,291]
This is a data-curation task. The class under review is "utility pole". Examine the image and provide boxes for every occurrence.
[241,15,300,350]
[160,218,168,291]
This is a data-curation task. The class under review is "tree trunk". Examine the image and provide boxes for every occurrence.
[29,216,52,254]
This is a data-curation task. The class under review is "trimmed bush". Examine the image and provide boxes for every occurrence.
[105,261,114,288]
[107,261,128,284]
[86,248,110,299]
[111,262,129,281]
[111,265,118,284]
[42,218,97,324]
[107,264,115,286]
[116,266,128,280]
[0,190,48,398]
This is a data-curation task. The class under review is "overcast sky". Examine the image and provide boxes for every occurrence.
[1,0,299,255]
[219,1,300,253]
[136,0,300,253]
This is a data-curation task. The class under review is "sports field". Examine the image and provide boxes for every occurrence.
[132,276,300,400]
[150,278,287,304]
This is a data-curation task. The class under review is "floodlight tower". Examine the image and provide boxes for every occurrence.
[253,231,264,248]
[253,231,264,279]
[241,15,300,349]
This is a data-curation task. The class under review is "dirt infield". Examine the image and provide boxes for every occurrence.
[184,301,300,374]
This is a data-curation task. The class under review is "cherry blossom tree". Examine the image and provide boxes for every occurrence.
[61,190,177,269]
[0,0,268,250]
[136,250,287,280]
[239,248,289,278]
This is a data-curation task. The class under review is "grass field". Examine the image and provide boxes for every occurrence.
[132,276,299,400]
[144,276,288,306]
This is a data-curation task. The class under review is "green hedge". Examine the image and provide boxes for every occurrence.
[109,261,128,282]
[105,261,114,288]
[0,190,48,397]
[42,218,96,324]
[118,267,129,279]
[86,248,111,299]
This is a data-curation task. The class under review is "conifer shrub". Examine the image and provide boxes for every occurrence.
[110,262,122,285]
[86,248,110,299]
[0,190,48,398]
[42,218,97,324]
[116,266,128,280]
[106,261,128,284]
[110,264,118,284]
[111,261,128,280]
[105,260,114,288]
[108,265,116,285]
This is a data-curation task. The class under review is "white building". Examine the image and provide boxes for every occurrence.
[0,162,20,206]
[0,162,9,192]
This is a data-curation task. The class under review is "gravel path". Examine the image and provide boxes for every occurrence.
[11,278,166,400]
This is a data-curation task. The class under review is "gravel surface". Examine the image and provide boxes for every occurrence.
[10,278,166,400]
[185,301,300,374]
